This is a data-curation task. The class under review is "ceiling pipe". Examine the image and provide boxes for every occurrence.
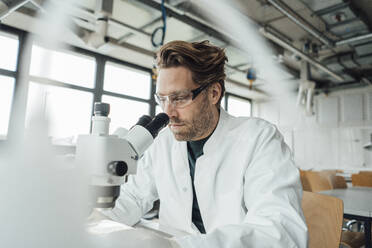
[267,0,333,47]
[117,16,163,43]
[225,64,247,74]
[108,18,152,38]
[316,80,370,93]
[0,0,31,20]
[61,6,153,42]
[361,77,372,85]
[135,0,231,44]
[103,37,156,57]
[29,0,44,10]
[260,27,343,82]
[336,33,372,46]
[77,0,151,48]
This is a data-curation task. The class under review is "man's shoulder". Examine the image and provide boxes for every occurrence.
[226,114,275,134]
[221,115,281,147]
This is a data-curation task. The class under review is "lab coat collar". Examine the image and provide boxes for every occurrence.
[203,108,230,155]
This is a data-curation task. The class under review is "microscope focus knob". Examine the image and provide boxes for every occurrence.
[107,161,128,176]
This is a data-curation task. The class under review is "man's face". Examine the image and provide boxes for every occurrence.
[156,66,215,141]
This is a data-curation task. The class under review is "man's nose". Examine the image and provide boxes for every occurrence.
[163,101,177,117]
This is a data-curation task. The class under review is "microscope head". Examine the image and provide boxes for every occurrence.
[75,103,169,209]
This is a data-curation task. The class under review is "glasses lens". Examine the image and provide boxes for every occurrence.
[155,92,194,109]
[170,93,193,108]
[154,94,161,104]
[154,94,166,108]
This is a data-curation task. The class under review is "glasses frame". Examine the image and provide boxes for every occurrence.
[190,82,211,100]
[155,82,212,109]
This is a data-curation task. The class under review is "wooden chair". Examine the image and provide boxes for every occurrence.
[302,191,344,248]
[321,170,339,175]
[351,173,372,187]
[302,171,365,247]
[329,175,347,189]
[332,175,367,248]
[340,231,365,248]
[300,170,311,192]
[305,171,333,192]
[359,171,372,175]
[303,173,364,248]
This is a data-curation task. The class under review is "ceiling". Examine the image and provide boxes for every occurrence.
[1,0,372,98]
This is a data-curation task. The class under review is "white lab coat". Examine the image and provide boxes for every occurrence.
[102,109,308,248]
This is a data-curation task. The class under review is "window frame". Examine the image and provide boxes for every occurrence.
[0,25,22,142]
[0,24,156,145]
[225,92,252,117]
[29,43,98,89]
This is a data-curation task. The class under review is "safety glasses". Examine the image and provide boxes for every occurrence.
[155,83,211,109]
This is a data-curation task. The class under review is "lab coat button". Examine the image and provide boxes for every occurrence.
[182,187,187,192]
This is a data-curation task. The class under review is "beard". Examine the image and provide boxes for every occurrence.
[170,94,215,141]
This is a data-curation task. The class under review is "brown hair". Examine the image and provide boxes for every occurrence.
[156,40,228,107]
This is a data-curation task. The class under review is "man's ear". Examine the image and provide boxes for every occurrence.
[209,82,222,105]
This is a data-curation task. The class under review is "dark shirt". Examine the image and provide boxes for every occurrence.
[187,135,210,234]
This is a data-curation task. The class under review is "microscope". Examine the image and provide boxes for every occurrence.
[75,102,169,209]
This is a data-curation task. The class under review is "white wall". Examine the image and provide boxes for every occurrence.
[253,86,372,170]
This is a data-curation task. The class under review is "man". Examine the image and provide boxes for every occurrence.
[101,40,308,247]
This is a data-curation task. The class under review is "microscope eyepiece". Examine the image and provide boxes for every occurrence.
[145,113,169,138]
[135,115,152,128]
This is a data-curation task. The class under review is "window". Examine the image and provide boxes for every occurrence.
[221,96,226,110]
[0,31,18,71]
[103,61,152,131]
[0,30,18,139]
[26,83,93,144]
[0,76,15,139]
[102,95,149,132]
[30,45,96,88]
[227,95,251,117]
[104,62,151,99]
[26,44,97,144]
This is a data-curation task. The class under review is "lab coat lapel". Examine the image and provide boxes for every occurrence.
[203,108,229,155]
[193,109,231,232]
[171,141,195,233]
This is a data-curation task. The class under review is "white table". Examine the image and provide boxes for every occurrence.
[86,219,173,248]
[86,211,188,248]
[320,187,372,248]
